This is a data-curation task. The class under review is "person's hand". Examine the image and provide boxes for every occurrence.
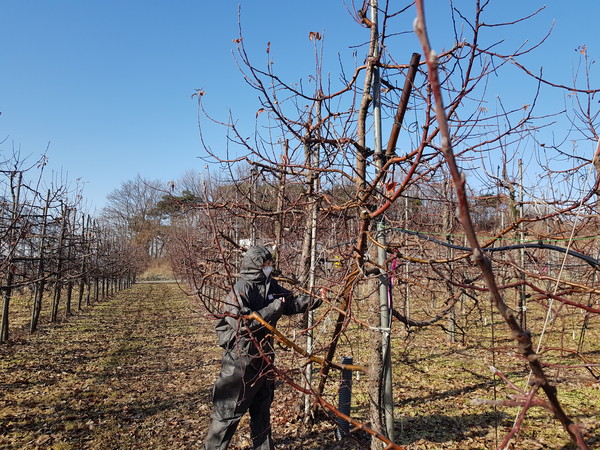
[308,288,325,310]
[275,297,286,314]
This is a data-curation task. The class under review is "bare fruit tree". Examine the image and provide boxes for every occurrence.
[168,1,599,448]
[0,151,142,343]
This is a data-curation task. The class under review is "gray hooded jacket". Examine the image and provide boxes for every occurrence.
[214,246,319,360]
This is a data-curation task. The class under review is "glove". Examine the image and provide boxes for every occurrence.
[308,291,324,310]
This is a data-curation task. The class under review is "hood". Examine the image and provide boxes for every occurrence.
[240,245,273,283]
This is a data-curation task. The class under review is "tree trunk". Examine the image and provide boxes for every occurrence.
[1,171,23,342]
[51,203,68,322]
[30,190,51,333]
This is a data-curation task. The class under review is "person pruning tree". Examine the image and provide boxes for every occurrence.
[204,245,323,450]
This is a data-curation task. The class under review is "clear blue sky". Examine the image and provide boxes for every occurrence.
[1,1,598,212]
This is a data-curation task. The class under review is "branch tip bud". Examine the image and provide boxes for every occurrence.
[413,16,422,33]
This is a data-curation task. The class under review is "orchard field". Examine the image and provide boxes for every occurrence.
[3,1,600,448]
[1,276,598,449]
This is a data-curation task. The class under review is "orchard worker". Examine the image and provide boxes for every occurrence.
[204,245,323,450]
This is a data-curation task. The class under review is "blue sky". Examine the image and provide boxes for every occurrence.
[1,1,598,212]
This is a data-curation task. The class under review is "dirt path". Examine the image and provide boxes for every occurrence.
[0,283,220,449]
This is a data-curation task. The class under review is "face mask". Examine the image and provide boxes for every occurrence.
[262,266,273,278]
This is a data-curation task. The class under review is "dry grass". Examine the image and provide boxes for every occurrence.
[138,258,174,281]
[0,282,599,449]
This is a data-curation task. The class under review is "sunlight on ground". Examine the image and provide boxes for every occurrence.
[138,258,174,281]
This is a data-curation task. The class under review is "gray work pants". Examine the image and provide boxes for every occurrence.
[204,350,274,450]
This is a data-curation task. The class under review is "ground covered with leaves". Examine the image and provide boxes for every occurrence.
[1,281,599,449]
[0,283,348,449]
